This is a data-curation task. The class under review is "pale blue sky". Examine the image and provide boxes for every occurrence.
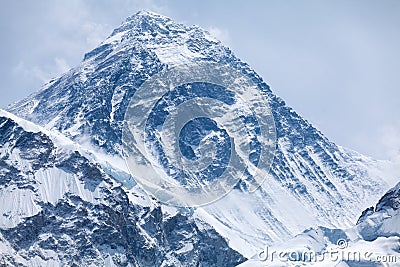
[1,0,399,161]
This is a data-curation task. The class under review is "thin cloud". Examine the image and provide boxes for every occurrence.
[207,26,231,45]
[381,124,400,162]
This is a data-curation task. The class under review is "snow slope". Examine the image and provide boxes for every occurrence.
[239,182,400,266]
[0,110,245,266]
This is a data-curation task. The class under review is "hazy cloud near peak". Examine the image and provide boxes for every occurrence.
[206,26,231,45]
[1,0,166,103]
[381,124,400,162]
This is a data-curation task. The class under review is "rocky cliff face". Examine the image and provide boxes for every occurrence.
[0,110,245,266]
[357,182,400,242]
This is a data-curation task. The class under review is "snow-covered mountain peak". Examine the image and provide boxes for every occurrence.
[84,10,224,66]
[109,10,206,39]
[128,10,169,20]
[113,10,175,35]
[5,10,398,263]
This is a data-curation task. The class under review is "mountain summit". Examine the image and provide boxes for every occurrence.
[3,11,397,265]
